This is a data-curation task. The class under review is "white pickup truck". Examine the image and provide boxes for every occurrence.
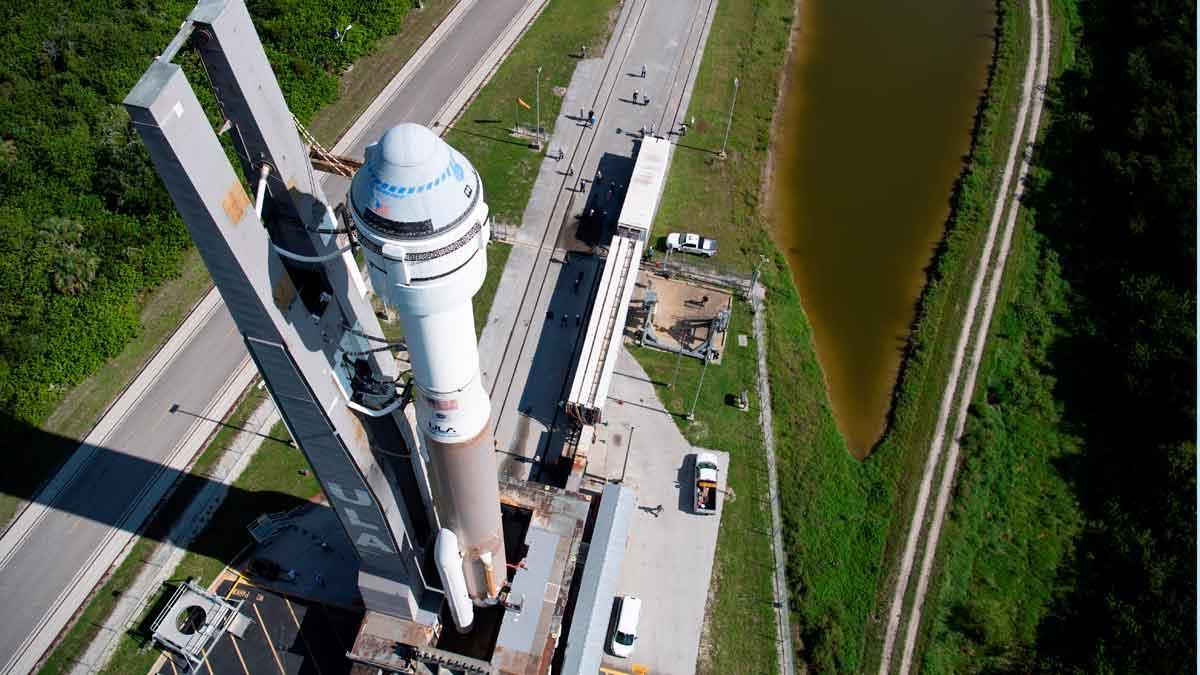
[666,232,718,257]
[693,452,720,515]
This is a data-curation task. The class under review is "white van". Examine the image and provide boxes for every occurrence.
[610,595,642,657]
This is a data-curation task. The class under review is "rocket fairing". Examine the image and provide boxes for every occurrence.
[347,124,507,617]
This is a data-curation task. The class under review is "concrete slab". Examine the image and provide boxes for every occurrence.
[631,272,732,360]
[152,575,361,675]
[482,0,724,491]
[595,349,727,675]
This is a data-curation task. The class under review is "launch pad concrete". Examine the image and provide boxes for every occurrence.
[630,272,733,363]
[589,349,728,675]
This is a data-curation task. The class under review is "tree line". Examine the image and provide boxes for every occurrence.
[0,0,410,427]
[932,0,1195,670]
[1019,0,1195,670]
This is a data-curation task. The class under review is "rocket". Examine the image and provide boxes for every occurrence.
[346,123,507,631]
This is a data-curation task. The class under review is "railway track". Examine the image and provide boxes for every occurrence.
[484,0,718,471]
[876,0,1052,672]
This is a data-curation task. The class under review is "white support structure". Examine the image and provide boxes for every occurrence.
[566,235,644,425]
[616,136,671,240]
[566,136,670,425]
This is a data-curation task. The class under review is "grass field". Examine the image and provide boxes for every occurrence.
[36,384,274,675]
[650,0,794,273]
[909,2,1083,670]
[91,419,313,675]
[443,0,621,224]
[0,251,213,531]
[860,0,1040,666]
[628,300,778,674]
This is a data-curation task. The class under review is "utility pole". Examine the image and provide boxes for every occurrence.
[534,65,543,149]
[687,354,711,421]
[719,77,739,159]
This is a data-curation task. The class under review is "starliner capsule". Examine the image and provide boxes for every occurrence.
[346,124,507,627]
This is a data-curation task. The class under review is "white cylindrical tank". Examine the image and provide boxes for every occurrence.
[434,529,475,632]
[347,124,508,610]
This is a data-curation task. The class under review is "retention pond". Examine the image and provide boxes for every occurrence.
[769,0,995,456]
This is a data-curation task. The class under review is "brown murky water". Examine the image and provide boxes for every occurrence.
[770,0,995,457]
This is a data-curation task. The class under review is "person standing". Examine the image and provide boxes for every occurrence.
[632,90,639,104]
[640,64,647,78]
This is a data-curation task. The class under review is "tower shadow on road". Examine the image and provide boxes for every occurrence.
[1,411,329,561]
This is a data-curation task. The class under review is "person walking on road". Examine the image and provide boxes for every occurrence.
[567,162,574,176]
[632,90,639,104]
[640,64,647,78]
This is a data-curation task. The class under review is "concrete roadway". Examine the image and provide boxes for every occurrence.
[480,0,718,480]
[0,1,539,672]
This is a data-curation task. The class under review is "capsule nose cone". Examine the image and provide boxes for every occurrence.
[377,123,439,168]
[348,124,480,240]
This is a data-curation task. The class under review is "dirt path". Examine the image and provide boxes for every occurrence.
[752,287,797,675]
[876,0,1052,672]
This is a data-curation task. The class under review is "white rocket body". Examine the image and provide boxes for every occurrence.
[434,528,475,632]
[347,124,507,626]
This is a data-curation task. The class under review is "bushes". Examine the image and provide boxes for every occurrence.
[0,0,409,429]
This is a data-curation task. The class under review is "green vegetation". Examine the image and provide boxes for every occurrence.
[919,234,1080,674]
[0,0,413,427]
[628,301,777,674]
[758,258,878,672]
[307,0,458,146]
[651,0,794,273]
[94,418,314,675]
[1,0,415,526]
[37,384,277,675]
[859,1,1035,669]
[444,0,620,224]
[920,0,1196,670]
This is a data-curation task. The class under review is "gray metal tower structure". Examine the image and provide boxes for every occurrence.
[124,0,443,625]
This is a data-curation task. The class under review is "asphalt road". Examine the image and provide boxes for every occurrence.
[0,1,535,671]
[0,304,245,674]
[320,0,531,199]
